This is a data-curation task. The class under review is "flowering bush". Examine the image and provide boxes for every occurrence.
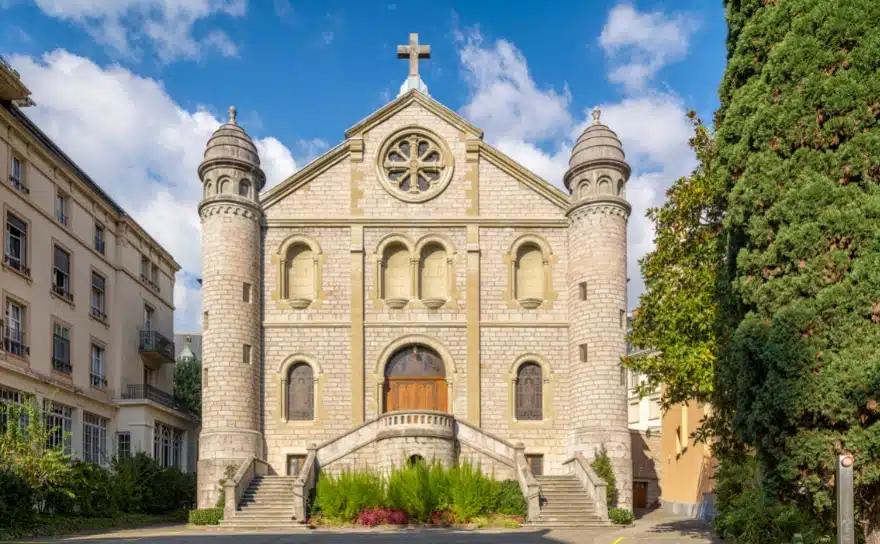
[355,507,408,526]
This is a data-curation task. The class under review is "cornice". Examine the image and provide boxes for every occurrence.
[263,217,569,228]
[478,142,570,210]
[199,197,262,221]
[567,195,631,220]
[344,89,483,140]
[563,157,632,191]
[260,140,351,209]
[198,156,266,188]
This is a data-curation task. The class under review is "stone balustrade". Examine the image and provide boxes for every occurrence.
[376,410,455,439]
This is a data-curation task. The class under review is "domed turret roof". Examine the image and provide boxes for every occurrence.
[203,106,261,168]
[569,107,625,168]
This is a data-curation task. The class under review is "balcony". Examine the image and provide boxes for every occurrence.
[122,384,192,416]
[140,274,161,294]
[139,329,175,364]
[8,175,29,194]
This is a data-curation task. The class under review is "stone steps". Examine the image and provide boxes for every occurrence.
[224,475,304,528]
[532,475,613,528]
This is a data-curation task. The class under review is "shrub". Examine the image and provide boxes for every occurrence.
[386,460,447,522]
[0,468,36,528]
[314,469,385,521]
[446,461,496,522]
[355,507,408,526]
[609,507,634,525]
[188,508,223,525]
[591,445,617,507]
[493,479,527,517]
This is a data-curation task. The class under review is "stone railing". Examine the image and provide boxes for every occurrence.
[514,444,542,522]
[563,451,608,521]
[224,455,269,520]
[292,444,317,522]
[376,410,455,439]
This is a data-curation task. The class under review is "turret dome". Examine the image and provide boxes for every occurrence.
[203,106,261,168]
[568,107,625,168]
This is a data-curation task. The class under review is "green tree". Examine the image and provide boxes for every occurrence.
[712,0,880,540]
[173,358,202,418]
[624,112,723,411]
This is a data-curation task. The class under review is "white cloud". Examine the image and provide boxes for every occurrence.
[29,0,246,62]
[9,49,295,330]
[599,3,699,92]
[456,18,697,309]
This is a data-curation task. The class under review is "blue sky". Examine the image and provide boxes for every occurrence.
[0,0,727,331]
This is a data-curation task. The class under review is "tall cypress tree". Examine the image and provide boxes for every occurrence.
[714,0,880,539]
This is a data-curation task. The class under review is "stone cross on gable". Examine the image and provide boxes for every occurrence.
[397,33,431,78]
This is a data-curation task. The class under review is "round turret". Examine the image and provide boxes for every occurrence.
[198,106,266,194]
[564,106,633,509]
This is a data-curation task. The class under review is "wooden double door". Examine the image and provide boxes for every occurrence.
[385,378,447,412]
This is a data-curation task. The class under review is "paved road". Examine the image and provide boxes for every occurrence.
[20,511,720,544]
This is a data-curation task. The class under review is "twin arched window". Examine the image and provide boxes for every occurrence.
[515,362,543,421]
[377,237,454,309]
[286,362,314,421]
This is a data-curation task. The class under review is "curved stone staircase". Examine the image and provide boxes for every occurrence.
[531,475,613,528]
[219,475,308,530]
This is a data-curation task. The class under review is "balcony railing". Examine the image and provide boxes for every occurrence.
[90,373,107,388]
[3,254,30,276]
[52,283,73,302]
[122,384,191,415]
[9,176,29,194]
[90,306,107,322]
[140,274,161,293]
[138,329,174,363]
[52,357,72,374]
[2,323,29,358]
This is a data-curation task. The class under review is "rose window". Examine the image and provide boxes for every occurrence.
[377,127,453,203]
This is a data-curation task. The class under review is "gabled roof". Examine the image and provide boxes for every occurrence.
[261,90,570,212]
[345,89,483,140]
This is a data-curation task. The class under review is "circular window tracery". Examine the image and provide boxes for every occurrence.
[377,126,453,203]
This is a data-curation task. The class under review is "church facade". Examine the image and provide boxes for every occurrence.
[196,37,634,513]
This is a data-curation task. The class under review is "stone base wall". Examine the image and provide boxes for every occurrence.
[568,426,633,509]
[458,442,516,481]
[320,435,456,476]
[196,430,263,508]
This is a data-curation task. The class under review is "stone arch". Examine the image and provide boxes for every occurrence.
[507,353,556,428]
[598,176,613,195]
[218,176,232,194]
[277,354,326,425]
[372,334,457,415]
[373,234,415,308]
[273,233,323,309]
[238,179,251,198]
[204,180,214,198]
[505,234,557,309]
[414,234,457,308]
[577,178,591,199]
[617,178,626,197]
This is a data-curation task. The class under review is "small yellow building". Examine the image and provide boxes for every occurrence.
[659,397,716,519]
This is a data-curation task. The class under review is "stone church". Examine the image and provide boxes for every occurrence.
[196,35,634,523]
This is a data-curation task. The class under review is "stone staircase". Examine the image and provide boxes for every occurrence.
[531,475,613,528]
[219,475,308,530]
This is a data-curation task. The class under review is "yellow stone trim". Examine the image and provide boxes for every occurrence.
[478,141,570,209]
[502,233,558,310]
[276,353,327,427]
[350,226,365,425]
[351,163,364,216]
[273,233,324,310]
[266,217,568,228]
[465,137,480,217]
[261,140,350,209]
[506,353,556,430]
[370,334,458,415]
[414,233,459,309]
[466,224,481,425]
[372,233,416,309]
[345,89,483,140]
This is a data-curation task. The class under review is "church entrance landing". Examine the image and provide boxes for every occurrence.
[383,345,447,412]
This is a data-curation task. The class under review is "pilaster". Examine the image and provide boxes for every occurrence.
[466,224,481,425]
[350,225,365,425]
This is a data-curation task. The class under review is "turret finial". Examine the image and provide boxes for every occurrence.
[591,106,601,125]
[228,105,237,125]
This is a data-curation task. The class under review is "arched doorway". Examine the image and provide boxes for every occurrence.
[383,345,447,413]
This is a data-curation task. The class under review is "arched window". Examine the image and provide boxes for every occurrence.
[238,180,250,197]
[419,243,447,301]
[284,244,314,301]
[219,179,230,194]
[286,362,314,421]
[515,244,544,301]
[515,362,543,420]
[598,178,612,195]
[204,181,213,198]
[382,243,410,302]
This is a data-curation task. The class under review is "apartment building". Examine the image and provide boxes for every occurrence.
[0,57,197,471]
